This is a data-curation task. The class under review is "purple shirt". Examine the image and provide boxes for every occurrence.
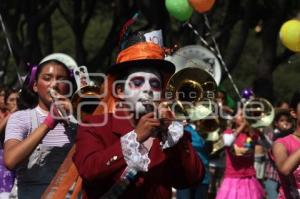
[0,149,14,192]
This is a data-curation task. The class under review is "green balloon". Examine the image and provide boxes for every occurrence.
[165,0,193,21]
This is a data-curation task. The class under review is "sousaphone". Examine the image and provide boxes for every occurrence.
[165,67,217,121]
[165,45,222,85]
[165,45,223,154]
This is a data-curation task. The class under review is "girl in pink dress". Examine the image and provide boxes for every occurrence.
[216,108,265,199]
[273,90,300,199]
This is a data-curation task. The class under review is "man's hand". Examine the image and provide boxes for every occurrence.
[135,112,160,143]
[158,107,175,131]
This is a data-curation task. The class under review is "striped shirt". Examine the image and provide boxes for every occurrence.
[264,129,280,182]
[5,106,73,147]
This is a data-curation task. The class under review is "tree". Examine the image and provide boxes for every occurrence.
[0,0,299,103]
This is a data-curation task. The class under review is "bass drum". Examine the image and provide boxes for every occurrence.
[165,45,222,85]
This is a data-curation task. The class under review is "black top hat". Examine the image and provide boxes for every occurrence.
[105,30,175,78]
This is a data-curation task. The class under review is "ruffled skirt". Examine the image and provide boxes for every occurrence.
[216,177,265,199]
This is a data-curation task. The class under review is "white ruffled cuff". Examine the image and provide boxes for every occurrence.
[120,131,150,172]
[223,133,236,146]
[161,121,184,149]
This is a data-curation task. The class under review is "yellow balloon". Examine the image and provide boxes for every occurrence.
[279,19,300,52]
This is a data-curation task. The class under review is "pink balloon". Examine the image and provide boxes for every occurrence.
[189,0,215,13]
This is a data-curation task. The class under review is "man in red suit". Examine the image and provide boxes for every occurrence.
[73,30,204,199]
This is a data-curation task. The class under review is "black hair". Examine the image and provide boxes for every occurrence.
[35,59,71,80]
[4,88,19,105]
[0,85,7,93]
[274,109,292,123]
[17,87,38,110]
[0,86,7,111]
[115,67,162,84]
[216,90,228,104]
[113,67,163,101]
[290,90,300,110]
[276,100,289,108]
[18,59,77,110]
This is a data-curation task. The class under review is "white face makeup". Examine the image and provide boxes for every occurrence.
[124,71,162,114]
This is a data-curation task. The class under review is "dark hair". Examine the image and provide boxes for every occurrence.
[35,60,70,80]
[290,90,300,110]
[274,109,291,123]
[113,68,163,99]
[0,85,7,94]
[18,59,77,110]
[276,100,289,108]
[17,87,38,110]
[115,67,162,83]
[4,88,19,105]
[217,90,227,102]
[0,86,7,101]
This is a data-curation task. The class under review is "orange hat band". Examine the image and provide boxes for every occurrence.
[116,42,165,64]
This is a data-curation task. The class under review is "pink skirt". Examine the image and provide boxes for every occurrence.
[216,177,265,199]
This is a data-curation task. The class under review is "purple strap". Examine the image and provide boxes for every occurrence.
[27,65,37,90]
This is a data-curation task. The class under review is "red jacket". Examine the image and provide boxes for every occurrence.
[73,111,204,199]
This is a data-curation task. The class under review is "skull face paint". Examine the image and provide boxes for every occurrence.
[124,71,162,114]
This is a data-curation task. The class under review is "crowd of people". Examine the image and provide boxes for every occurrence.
[0,29,299,199]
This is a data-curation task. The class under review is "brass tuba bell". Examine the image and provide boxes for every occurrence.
[165,67,217,121]
[71,65,104,122]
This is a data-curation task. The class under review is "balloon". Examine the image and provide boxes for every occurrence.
[165,0,193,22]
[279,19,300,52]
[241,88,254,100]
[189,0,215,13]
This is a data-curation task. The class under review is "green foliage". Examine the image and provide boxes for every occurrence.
[222,26,261,102]
[84,5,113,62]
[1,0,300,100]
[51,10,75,57]
[274,54,300,102]
[222,25,300,104]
